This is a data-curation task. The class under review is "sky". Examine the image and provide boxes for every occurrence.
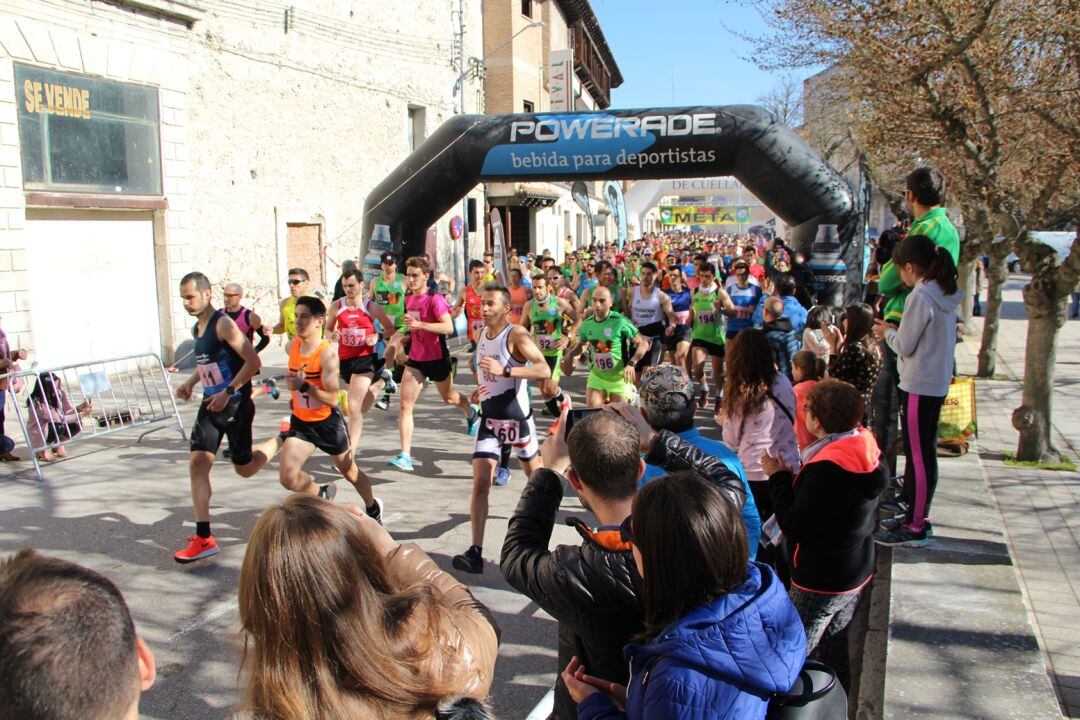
[589,0,817,109]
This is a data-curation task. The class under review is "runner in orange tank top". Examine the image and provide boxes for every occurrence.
[507,268,531,324]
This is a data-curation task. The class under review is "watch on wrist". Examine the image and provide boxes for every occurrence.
[299,381,311,394]
[226,385,237,395]
[502,365,512,378]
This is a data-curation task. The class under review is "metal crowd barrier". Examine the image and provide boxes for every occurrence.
[1,352,186,484]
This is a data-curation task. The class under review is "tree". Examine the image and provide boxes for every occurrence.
[755,75,803,127]
[746,0,1079,462]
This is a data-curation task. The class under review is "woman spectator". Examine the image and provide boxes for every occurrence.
[822,303,883,417]
[802,305,839,363]
[238,495,499,719]
[563,471,806,720]
[762,379,888,691]
[791,350,826,452]
[716,329,801,528]
[872,234,963,546]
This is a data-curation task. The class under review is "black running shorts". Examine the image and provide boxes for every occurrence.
[190,394,255,465]
[284,408,350,456]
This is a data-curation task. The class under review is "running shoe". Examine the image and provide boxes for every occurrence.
[452,545,484,574]
[874,525,931,547]
[388,452,414,472]
[317,482,338,502]
[466,405,481,436]
[279,416,292,434]
[174,535,220,563]
[380,369,398,395]
[375,396,390,411]
[493,467,511,486]
[878,498,908,516]
[559,394,573,413]
[879,517,934,535]
[263,378,280,400]
[366,497,384,525]
[697,382,709,409]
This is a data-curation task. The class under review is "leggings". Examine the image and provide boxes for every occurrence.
[899,389,945,532]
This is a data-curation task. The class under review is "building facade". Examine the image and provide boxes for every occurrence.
[0,0,482,366]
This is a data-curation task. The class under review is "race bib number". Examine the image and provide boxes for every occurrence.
[674,310,691,325]
[697,311,717,325]
[486,418,521,444]
[196,362,225,389]
[592,352,616,371]
[340,327,366,347]
[536,334,557,351]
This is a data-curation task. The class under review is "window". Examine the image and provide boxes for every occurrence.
[407,105,426,151]
[523,100,535,114]
[521,0,533,18]
[15,63,162,195]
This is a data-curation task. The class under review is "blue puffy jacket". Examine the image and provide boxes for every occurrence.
[577,563,806,720]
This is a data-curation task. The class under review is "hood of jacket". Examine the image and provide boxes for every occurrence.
[628,562,805,697]
[764,316,794,334]
[917,278,964,314]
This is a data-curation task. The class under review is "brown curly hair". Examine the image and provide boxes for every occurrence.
[721,329,777,421]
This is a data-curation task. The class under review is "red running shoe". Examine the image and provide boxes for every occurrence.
[174,535,220,563]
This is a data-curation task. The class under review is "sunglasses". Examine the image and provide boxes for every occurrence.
[224,293,240,298]
[619,515,636,545]
[288,279,304,286]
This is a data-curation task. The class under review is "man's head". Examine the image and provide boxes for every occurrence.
[481,285,511,327]
[775,274,796,298]
[380,252,397,274]
[730,259,750,283]
[763,296,785,323]
[340,267,363,300]
[591,285,614,320]
[546,267,563,289]
[532,274,550,303]
[293,296,326,339]
[179,271,212,317]
[698,262,717,287]
[905,165,945,212]
[469,259,485,286]
[287,268,310,298]
[566,411,643,508]
[640,261,657,288]
[0,548,155,720]
[639,364,697,433]
[404,256,430,294]
[340,259,357,276]
[223,282,243,312]
[483,252,494,269]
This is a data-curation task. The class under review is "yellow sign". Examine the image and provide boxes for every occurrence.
[23,79,90,119]
[659,205,751,225]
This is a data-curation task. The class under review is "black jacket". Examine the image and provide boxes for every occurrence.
[768,428,889,593]
[500,430,747,720]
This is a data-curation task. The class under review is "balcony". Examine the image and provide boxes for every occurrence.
[572,23,612,109]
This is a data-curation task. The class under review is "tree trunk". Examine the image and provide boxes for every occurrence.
[1014,246,1065,463]
[957,258,975,324]
[977,252,1008,377]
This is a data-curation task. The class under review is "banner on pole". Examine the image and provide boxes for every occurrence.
[489,208,509,283]
[659,205,751,225]
[604,180,628,250]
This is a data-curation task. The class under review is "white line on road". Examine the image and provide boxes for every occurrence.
[168,599,236,643]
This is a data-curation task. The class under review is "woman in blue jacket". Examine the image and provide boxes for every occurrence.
[563,471,806,720]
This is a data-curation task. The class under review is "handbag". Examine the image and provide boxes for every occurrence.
[766,660,848,719]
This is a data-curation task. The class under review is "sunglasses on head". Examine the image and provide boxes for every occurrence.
[619,515,635,545]
[288,279,303,285]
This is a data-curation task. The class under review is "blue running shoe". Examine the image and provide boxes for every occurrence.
[387,452,414,472]
[493,467,511,486]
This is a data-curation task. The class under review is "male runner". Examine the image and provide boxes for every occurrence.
[562,286,649,407]
[272,268,311,341]
[453,285,551,573]
[547,265,580,314]
[689,263,737,408]
[453,259,487,351]
[724,258,763,342]
[522,274,578,416]
[277,296,382,519]
[507,268,531,324]
[173,272,282,563]
[326,266,396,458]
[627,261,677,376]
[386,256,480,471]
[368,252,406,407]
[222,282,276,404]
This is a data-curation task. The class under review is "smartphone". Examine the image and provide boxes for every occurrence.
[564,407,601,435]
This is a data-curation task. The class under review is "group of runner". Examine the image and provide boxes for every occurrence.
[171,232,788,571]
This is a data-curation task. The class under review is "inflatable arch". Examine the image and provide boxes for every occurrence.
[361,105,860,301]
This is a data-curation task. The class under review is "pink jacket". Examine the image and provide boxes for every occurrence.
[27,390,81,449]
[721,373,802,482]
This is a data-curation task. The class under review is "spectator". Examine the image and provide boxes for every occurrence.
[762,296,800,379]
[563,471,806,720]
[238,495,499,719]
[638,364,760,549]
[717,329,801,533]
[791,350,826,451]
[823,303,883,417]
[802,305,839,364]
[501,407,747,720]
[762,379,888,691]
[754,273,809,333]
[872,234,963,546]
[26,372,92,463]
[0,548,157,720]
[0,317,27,461]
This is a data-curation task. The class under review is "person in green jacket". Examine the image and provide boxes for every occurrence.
[878,166,960,324]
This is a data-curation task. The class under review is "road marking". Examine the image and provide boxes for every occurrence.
[168,600,236,643]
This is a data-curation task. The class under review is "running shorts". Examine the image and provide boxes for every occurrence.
[665,324,693,350]
[283,407,350,456]
[544,352,563,384]
[190,394,255,465]
[634,335,664,374]
[691,338,726,358]
[586,371,633,398]
[406,353,453,383]
[340,355,376,384]
[473,414,539,462]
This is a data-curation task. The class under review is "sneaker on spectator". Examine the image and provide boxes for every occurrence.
[880,517,934,535]
[878,498,907,516]
[874,525,930,547]
[452,545,484,574]
[174,535,220,563]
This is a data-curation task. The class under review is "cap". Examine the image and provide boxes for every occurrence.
[639,364,695,412]
[380,252,396,264]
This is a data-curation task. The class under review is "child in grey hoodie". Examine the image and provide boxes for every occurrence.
[872,234,963,546]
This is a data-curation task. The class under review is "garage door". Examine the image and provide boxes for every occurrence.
[25,209,161,368]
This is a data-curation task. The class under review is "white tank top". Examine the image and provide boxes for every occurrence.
[476,323,530,419]
[631,285,663,329]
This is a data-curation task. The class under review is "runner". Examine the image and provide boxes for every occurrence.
[724,258,763,342]
[452,285,551,574]
[453,260,487,351]
[576,259,599,298]
[547,265,581,314]
[689,263,737,409]
[522,274,578,416]
[664,265,694,367]
[221,282,277,403]
[325,266,397,458]
[277,296,383,520]
[627,261,677,376]
[369,252,406,408]
[562,286,650,407]
[272,268,312,341]
[386,256,480,471]
[507,268,531,324]
[173,272,282,563]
